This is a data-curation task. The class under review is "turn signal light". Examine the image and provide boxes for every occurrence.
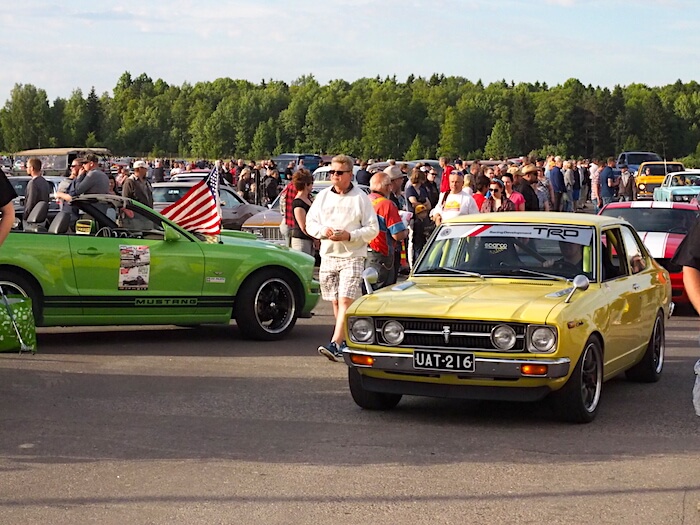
[350,355,375,366]
[521,364,548,376]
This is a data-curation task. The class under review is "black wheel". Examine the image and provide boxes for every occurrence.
[551,337,603,423]
[348,367,402,410]
[234,270,298,340]
[626,312,664,383]
[0,271,42,323]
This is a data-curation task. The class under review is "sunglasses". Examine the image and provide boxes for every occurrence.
[71,164,80,168]
[328,170,350,175]
[489,187,501,192]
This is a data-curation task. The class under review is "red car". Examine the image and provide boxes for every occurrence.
[599,201,699,304]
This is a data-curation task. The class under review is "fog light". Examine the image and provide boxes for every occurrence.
[351,354,375,366]
[521,364,548,376]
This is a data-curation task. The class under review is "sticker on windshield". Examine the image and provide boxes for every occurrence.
[438,224,593,246]
[119,245,150,290]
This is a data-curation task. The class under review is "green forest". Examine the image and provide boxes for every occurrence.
[3,72,700,165]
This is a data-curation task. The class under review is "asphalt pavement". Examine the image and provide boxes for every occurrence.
[0,299,698,524]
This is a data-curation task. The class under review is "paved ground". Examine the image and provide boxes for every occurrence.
[0,302,698,524]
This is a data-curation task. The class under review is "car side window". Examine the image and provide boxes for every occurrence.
[620,226,647,275]
[220,189,241,209]
[600,228,629,281]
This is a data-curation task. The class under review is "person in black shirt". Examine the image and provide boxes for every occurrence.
[290,170,315,256]
[0,171,18,246]
[515,164,540,212]
[672,218,700,312]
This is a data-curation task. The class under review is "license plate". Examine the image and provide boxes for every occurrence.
[413,350,475,372]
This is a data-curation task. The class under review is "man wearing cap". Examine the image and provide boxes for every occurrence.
[56,153,109,201]
[516,164,540,211]
[122,160,154,208]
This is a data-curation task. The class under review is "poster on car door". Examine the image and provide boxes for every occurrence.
[118,245,150,290]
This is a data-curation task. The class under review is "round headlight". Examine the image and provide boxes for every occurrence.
[491,324,516,350]
[382,320,405,345]
[350,318,374,343]
[530,327,556,352]
[638,183,646,190]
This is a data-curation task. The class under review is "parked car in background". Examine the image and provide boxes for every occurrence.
[271,154,323,174]
[343,212,672,423]
[616,151,662,173]
[634,161,685,199]
[312,165,360,182]
[652,170,700,202]
[152,182,265,230]
[0,194,319,340]
[599,200,699,305]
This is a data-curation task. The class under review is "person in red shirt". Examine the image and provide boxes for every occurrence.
[439,156,454,193]
[278,171,304,247]
[367,172,408,289]
[472,174,490,211]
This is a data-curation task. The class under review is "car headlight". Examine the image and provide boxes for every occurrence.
[349,317,374,344]
[382,320,404,345]
[528,326,557,353]
[638,183,646,190]
[491,324,516,350]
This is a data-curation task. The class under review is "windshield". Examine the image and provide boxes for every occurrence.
[600,207,698,234]
[641,163,684,176]
[415,223,595,281]
[627,153,662,165]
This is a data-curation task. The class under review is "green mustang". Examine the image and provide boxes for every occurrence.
[1,194,320,340]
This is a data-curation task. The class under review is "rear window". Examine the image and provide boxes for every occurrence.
[153,187,189,203]
[600,207,698,233]
[641,164,684,176]
[627,153,662,165]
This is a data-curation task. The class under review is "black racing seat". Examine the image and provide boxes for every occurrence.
[22,201,50,233]
[48,212,72,235]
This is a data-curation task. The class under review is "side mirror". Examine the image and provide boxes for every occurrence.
[565,274,590,303]
[362,267,379,295]
[164,224,182,242]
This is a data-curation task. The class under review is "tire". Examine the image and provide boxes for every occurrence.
[234,270,298,340]
[551,337,603,424]
[625,312,664,383]
[0,271,42,323]
[348,367,402,410]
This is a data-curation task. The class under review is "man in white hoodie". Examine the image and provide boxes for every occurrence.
[306,154,379,362]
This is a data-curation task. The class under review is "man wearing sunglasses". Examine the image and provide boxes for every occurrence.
[306,154,379,362]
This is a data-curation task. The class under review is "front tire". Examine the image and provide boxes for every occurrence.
[626,312,664,383]
[234,270,298,340]
[551,337,603,423]
[348,367,402,410]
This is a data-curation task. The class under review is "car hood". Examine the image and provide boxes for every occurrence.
[638,231,684,259]
[242,209,282,227]
[350,278,571,323]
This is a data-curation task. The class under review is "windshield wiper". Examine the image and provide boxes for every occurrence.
[497,268,571,282]
[416,267,484,279]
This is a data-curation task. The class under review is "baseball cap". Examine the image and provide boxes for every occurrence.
[133,160,148,169]
[414,204,427,214]
[384,165,404,180]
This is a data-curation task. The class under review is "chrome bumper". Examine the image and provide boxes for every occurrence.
[343,349,571,379]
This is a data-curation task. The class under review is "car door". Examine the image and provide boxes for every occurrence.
[67,202,205,322]
[599,227,641,376]
[619,225,655,362]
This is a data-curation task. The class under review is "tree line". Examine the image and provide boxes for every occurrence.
[2,72,700,166]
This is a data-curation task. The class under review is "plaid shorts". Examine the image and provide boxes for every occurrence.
[319,256,365,301]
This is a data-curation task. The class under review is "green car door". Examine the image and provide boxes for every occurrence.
[67,207,206,324]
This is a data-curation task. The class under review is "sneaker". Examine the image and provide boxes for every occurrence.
[318,342,342,362]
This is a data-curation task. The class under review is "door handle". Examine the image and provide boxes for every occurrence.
[632,283,640,290]
[77,249,103,255]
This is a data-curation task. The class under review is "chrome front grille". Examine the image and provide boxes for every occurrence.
[374,317,527,352]
[242,226,285,242]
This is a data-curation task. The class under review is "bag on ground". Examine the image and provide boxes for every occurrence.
[0,295,37,353]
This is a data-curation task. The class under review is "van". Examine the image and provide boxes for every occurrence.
[12,147,112,177]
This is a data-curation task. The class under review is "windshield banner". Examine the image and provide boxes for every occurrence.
[437,224,593,246]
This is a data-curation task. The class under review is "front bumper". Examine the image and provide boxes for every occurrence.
[343,348,571,380]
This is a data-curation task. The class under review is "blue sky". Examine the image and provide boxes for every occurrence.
[2,0,699,103]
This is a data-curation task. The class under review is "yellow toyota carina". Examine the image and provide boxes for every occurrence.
[344,212,673,423]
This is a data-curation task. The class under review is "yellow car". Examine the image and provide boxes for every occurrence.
[344,212,673,423]
[635,161,685,199]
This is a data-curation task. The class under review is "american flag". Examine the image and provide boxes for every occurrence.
[161,167,221,235]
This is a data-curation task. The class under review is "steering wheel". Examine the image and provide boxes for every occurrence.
[95,227,115,238]
[549,259,581,274]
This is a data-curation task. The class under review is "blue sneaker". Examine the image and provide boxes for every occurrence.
[318,342,343,362]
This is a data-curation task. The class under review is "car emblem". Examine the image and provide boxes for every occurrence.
[442,325,451,344]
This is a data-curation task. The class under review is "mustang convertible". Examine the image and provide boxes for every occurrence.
[343,212,673,423]
[0,194,320,340]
